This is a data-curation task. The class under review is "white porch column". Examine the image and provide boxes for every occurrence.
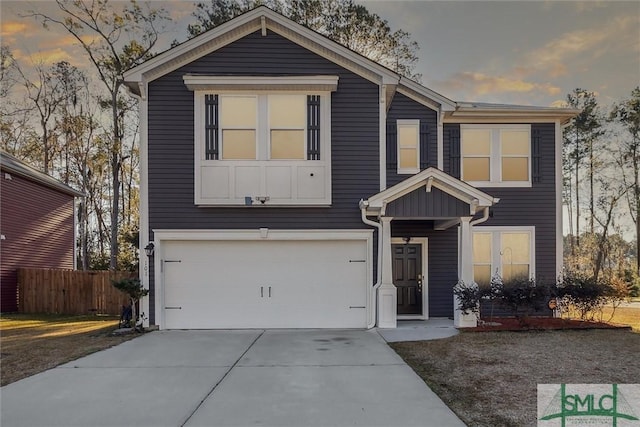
[454,216,478,327]
[377,216,397,328]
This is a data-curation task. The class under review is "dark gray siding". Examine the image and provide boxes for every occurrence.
[148,31,380,232]
[392,221,457,317]
[443,122,558,283]
[147,30,381,322]
[386,187,470,218]
[386,93,438,187]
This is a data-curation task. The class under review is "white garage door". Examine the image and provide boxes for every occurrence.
[160,239,369,329]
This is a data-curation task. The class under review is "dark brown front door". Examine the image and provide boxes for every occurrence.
[392,244,422,315]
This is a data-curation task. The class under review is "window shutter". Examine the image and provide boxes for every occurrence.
[448,127,461,178]
[532,128,541,183]
[386,121,397,169]
[419,121,429,169]
[307,95,321,160]
[204,94,218,160]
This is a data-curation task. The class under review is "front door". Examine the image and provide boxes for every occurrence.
[392,244,422,315]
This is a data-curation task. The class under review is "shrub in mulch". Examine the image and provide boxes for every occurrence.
[462,316,632,332]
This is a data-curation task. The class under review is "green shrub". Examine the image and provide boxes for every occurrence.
[490,275,555,321]
[112,278,149,330]
[557,271,623,320]
[453,281,481,317]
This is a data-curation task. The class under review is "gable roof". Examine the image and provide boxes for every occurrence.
[125,6,578,121]
[447,101,581,124]
[361,167,498,217]
[124,6,456,111]
[0,151,85,197]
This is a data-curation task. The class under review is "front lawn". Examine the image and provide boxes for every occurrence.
[0,314,138,386]
[391,329,640,427]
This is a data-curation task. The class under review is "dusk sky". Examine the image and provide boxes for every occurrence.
[2,1,638,109]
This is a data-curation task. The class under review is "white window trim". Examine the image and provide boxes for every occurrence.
[461,124,532,187]
[472,226,536,281]
[396,119,420,175]
[193,90,332,206]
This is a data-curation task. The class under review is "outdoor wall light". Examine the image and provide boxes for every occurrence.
[403,237,411,244]
[144,243,155,257]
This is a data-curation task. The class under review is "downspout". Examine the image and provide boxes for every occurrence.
[470,206,490,226]
[360,199,382,329]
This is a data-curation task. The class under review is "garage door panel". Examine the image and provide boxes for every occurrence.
[161,239,368,329]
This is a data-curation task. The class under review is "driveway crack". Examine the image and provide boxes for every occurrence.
[180,330,265,427]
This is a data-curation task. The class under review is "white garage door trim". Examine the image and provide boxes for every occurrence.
[153,229,374,329]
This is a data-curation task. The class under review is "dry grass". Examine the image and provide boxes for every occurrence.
[0,314,138,386]
[594,305,640,331]
[391,329,640,427]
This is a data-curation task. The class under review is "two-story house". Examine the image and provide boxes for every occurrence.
[124,6,578,330]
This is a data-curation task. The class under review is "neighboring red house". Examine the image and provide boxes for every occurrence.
[0,151,84,312]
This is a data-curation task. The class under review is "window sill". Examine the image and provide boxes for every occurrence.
[464,181,532,188]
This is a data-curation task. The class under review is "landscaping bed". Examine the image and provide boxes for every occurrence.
[0,314,139,386]
[467,316,632,332]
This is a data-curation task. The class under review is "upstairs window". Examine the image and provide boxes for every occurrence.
[461,125,531,186]
[397,120,420,174]
[269,95,306,160]
[220,95,257,160]
[206,93,321,161]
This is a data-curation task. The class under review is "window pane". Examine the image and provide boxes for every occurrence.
[398,124,419,148]
[502,157,529,181]
[474,265,492,286]
[462,129,491,155]
[222,130,256,159]
[501,233,530,263]
[463,158,490,181]
[399,148,418,169]
[269,95,306,128]
[271,130,305,159]
[220,96,256,128]
[502,130,529,155]
[473,233,492,263]
[502,264,530,281]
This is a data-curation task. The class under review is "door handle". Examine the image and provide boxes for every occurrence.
[417,274,423,290]
[261,286,264,297]
[268,286,272,298]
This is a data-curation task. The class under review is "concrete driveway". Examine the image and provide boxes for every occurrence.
[1,329,465,427]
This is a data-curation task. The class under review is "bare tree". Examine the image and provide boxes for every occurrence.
[610,87,640,275]
[564,89,605,249]
[15,60,71,174]
[188,0,421,80]
[29,0,169,269]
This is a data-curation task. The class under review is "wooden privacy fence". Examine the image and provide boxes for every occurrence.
[18,268,136,315]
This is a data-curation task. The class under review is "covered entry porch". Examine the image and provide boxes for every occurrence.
[360,168,498,328]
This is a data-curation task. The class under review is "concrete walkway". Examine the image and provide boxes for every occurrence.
[377,318,459,343]
[1,329,465,427]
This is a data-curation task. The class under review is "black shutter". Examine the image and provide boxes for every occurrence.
[532,128,541,183]
[204,94,218,160]
[386,121,397,169]
[419,121,429,169]
[307,95,321,160]
[448,127,461,178]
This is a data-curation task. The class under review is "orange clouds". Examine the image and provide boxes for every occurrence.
[1,21,30,36]
[439,72,562,98]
